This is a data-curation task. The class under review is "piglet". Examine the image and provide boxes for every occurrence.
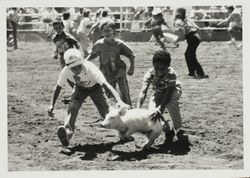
[101,106,164,150]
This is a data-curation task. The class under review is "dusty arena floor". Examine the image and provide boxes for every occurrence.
[7,40,243,171]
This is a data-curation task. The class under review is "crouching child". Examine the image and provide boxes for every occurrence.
[137,50,188,145]
[47,48,125,147]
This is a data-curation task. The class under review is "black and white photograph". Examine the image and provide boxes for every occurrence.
[1,0,250,177]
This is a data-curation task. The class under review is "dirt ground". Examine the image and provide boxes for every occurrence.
[7,40,243,171]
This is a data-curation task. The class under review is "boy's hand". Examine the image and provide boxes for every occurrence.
[127,67,134,76]
[47,105,55,117]
[151,107,163,122]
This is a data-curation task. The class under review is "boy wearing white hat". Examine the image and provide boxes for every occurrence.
[144,7,178,50]
[47,48,125,146]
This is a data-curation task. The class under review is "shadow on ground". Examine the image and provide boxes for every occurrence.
[60,139,192,161]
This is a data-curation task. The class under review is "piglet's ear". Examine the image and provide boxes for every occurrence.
[118,106,127,116]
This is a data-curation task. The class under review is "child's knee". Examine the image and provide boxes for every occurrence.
[68,100,81,113]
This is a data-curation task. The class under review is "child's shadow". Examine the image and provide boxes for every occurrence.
[110,139,192,161]
[60,140,122,160]
[60,139,192,161]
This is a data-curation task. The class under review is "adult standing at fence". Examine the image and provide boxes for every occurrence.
[7,8,19,50]
[173,7,209,79]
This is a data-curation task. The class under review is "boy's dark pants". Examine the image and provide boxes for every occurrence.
[64,84,109,132]
[185,32,205,76]
[152,28,166,50]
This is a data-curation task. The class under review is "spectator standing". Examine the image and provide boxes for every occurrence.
[77,9,92,57]
[7,8,19,49]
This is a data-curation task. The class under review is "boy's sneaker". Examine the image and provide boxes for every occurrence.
[164,130,175,146]
[195,74,209,79]
[57,126,71,146]
[176,130,188,141]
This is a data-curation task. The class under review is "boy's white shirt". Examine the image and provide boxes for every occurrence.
[57,61,106,88]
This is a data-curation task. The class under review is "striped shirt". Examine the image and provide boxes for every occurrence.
[142,67,182,93]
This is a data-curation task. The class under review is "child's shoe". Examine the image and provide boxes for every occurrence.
[176,129,188,142]
[164,130,175,146]
[57,126,72,146]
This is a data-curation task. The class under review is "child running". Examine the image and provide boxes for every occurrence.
[52,18,79,69]
[86,21,135,107]
[144,7,178,51]
[47,48,126,146]
[137,50,188,145]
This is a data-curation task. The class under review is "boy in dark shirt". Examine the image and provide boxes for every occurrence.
[52,19,79,68]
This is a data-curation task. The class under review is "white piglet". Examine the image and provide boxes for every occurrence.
[101,106,164,150]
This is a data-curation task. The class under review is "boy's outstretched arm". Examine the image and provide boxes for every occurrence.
[137,84,149,108]
[47,85,62,117]
[102,81,125,106]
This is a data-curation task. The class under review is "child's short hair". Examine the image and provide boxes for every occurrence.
[227,6,234,11]
[175,8,186,20]
[101,9,108,17]
[62,12,70,20]
[83,9,91,17]
[100,21,116,32]
[152,50,171,66]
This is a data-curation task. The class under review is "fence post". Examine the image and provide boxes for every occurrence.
[119,7,123,38]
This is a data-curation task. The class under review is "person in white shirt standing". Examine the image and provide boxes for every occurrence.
[77,9,92,57]
[47,48,126,147]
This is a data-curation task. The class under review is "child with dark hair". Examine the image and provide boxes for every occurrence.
[86,21,135,107]
[137,50,188,145]
[174,7,208,79]
[52,19,79,69]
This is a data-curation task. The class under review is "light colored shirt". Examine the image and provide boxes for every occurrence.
[228,9,242,28]
[142,67,182,93]
[174,18,197,35]
[62,19,73,33]
[77,17,92,34]
[57,61,106,88]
